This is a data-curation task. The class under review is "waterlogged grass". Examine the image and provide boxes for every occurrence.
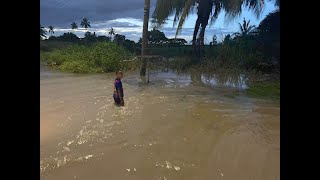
[246,81,280,101]
[205,47,268,71]
[168,56,194,70]
[40,42,133,73]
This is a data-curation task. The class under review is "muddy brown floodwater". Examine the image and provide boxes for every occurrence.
[40,65,280,180]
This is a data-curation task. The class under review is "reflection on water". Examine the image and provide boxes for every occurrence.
[201,73,248,90]
[138,69,249,90]
[40,66,279,180]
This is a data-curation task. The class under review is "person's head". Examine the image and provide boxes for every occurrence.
[115,71,123,79]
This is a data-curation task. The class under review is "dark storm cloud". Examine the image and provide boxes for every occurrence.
[40,0,156,27]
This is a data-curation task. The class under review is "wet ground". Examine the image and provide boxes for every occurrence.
[40,65,280,180]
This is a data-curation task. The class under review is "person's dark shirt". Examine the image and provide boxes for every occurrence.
[114,78,124,97]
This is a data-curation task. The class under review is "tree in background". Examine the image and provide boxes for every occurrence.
[123,39,136,53]
[83,31,97,43]
[257,10,280,37]
[167,38,187,46]
[109,27,116,40]
[48,26,54,37]
[71,22,78,31]
[147,28,168,44]
[138,29,187,45]
[256,10,280,62]
[40,24,47,40]
[81,18,91,31]
[97,35,111,42]
[223,34,231,44]
[210,35,218,46]
[114,34,126,45]
[57,32,79,42]
[234,18,257,37]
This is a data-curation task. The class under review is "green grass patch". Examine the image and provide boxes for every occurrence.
[246,81,280,101]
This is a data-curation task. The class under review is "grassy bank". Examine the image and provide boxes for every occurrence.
[246,81,280,101]
[40,42,133,73]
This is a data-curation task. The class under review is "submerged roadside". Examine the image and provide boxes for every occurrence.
[40,41,279,101]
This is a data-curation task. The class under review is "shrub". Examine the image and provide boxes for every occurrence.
[40,42,132,73]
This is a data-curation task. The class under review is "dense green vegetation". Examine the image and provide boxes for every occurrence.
[41,42,132,73]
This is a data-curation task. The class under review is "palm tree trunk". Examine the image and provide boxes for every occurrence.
[199,25,207,46]
[192,18,201,46]
[192,18,201,58]
[199,22,207,58]
[140,0,151,76]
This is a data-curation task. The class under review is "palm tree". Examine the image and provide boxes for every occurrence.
[140,0,151,76]
[233,18,256,37]
[40,24,47,40]
[71,22,78,31]
[108,27,115,40]
[48,26,54,37]
[80,18,91,31]
[152,0,272,54]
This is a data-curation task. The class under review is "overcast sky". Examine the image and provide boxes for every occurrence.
[40,0,277,43]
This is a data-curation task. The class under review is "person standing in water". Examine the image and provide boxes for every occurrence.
[113,71,124,106]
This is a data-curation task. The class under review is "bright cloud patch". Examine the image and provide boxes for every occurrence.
[47,17,235,43]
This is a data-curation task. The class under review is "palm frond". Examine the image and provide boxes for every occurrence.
[71,22,78,29]
[239,22,244,33]
[152,0,267,40]
[173,0,193,27]
[222,0,243,20]
[223,0,265,22]
[152,0,179,26]
[209,0,222,26]
[81,18,91,29]
[175,0,195,38]
[152,0,196,27]
[247,25,256,32]
[246,20,250,29]
[244,0,264,18]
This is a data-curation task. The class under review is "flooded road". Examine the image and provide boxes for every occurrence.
[40,65,280,180]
